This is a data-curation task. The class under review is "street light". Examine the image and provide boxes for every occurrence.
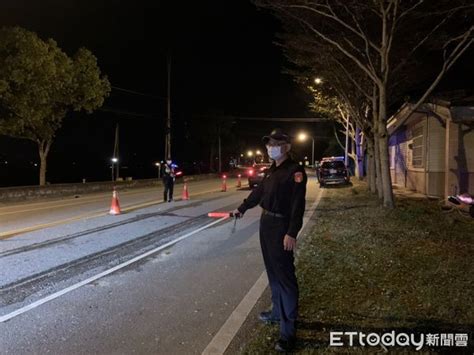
[298,132,315,167]
[298,133,307,141]
[247,150,255,164]
[314,77,323,84]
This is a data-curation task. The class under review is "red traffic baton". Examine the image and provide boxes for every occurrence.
[208,211,240,234]
[207,212,239,218]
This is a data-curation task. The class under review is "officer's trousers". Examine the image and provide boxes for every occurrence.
[163,178,174,201]
[259,213,298,340]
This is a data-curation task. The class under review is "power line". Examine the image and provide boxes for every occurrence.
[193,115,329,122]
[99,106,158,119]
[111,86,166,100]
[233,116,329,122]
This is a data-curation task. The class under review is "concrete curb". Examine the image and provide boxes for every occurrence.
[0,174,218,203]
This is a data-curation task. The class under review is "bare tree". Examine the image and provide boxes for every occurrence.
[279,32,378,192]
[255,0,474,207]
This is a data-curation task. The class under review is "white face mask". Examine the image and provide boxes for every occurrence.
[166,160,172,165]
[267,146,284,160]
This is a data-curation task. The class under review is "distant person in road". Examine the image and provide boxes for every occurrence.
[161,159,175,202]
[233,128,307,352]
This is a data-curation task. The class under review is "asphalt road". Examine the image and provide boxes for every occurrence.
[0,178,235,238]
[0,176,320,354]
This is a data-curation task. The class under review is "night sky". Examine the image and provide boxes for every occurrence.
[0,1,472,186]
[0,0,320,186]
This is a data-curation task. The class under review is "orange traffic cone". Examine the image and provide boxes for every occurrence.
[221,175,227,192]
[182,180,190,200]
[236,174,242,188]
[109,188,121,215]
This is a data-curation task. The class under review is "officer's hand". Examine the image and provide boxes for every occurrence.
[232,209,242,219]
[283,235,296,251]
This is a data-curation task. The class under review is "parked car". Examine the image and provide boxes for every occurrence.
[247,163,271,188]
[318,157,349,187]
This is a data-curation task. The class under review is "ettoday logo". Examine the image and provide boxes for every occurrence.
[329,331,469,350]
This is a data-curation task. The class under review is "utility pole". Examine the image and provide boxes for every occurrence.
[165,53,171,160]
[218,125,222,174]
[113,123,119,181]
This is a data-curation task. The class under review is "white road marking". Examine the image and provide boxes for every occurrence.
[202,188,324,355]
[202,272,269,355]
[0,217,228,323]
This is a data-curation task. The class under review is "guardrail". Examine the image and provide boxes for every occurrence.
[0,174,219,203]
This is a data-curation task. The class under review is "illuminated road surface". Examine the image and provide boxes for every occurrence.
[0,176,320,354]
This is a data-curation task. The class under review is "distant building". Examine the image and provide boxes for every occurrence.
[388,94,474,199]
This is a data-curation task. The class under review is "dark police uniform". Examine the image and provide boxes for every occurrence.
[161,163,175,202]
[237,157,307,342]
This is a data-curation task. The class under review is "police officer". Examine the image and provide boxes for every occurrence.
[233,128,307,352]
[161,158,175,202]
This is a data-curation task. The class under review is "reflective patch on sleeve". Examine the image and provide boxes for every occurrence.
[294,172,303,183]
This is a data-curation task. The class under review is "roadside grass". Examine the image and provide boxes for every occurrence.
[243,181,474,354]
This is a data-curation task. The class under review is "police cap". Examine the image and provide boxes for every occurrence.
[262,128,291,144]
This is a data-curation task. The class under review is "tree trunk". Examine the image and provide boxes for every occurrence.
[378,123,395,208]
[366,136,376,193]
[378,86,395,208]
[371,85,383,199]
[350,153,359,179]
[39,153,47,186]
[349,136,359,179]
[365,138,372,189]
[379,10,395,208]
[356,127,364,180]
[333,122,345,151]
[364,136,376,193]
[373,124,383,199]
[38,139,52,186]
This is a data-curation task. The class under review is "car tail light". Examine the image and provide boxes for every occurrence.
[259,167,266,171]
[248,169,254,176]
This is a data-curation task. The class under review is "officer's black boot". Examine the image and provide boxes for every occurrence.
[275,337,296,352]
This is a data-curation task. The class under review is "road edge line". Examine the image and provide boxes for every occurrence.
[202,188,324,355]
[0,217,228,323]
